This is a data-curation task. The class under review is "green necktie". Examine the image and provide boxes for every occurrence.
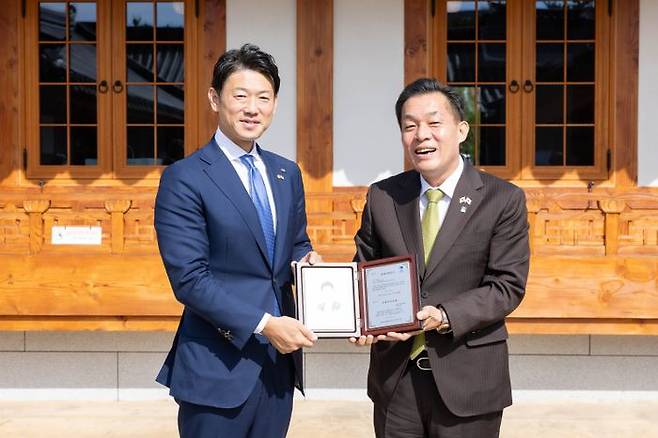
[410,188,444,360]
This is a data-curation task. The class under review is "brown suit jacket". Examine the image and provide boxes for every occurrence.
[354,160,530,417]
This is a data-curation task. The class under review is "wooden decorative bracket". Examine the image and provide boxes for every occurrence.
[22,200,50,254]
[104,200,132,254]
[599,198,626,255]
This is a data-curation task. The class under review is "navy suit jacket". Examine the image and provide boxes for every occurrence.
[154,139,312,409]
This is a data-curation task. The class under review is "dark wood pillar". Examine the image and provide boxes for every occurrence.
[296,0,333,193]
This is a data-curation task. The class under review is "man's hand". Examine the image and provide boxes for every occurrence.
[417,305,444,331]
[262,316,318,354]
[348,305,445,346]
[349,330,422,346]
[298,251,322,265]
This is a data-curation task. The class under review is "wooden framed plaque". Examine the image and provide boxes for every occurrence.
[358,255,422,336]
[293,255,421,338]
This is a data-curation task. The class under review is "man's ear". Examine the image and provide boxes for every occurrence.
[208,87,220,112]
[457,120,470,143]
[272,95,279,116]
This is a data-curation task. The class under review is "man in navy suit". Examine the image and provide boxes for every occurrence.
[155,44,320,438]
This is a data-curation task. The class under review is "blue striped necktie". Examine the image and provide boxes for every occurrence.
[240,154,276,263]
[240,154,280,316]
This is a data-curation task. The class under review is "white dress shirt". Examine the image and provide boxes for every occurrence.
[419,157,464,224]
[214,128,277,334]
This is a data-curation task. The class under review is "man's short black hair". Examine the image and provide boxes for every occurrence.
[211,43,280,95]
[395,78,465,126]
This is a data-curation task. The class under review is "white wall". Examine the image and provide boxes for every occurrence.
[638,0,658,186]
[3,333,658,401]
[226,0,297,160]
[332,0,404,187]
[304,335,658,401]
[0,332,172,400]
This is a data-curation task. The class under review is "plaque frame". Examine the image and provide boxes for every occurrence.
[293,255,421,338]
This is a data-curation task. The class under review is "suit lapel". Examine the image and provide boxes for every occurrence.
[424,161,484,279]
[200,140,271,268]
[259,147,291,272]
[392,171,426,277]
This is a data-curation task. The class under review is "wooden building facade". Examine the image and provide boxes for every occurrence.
[0,0,657,335]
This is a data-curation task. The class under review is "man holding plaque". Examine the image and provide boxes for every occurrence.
[155,44,319,438]
[352,78,529,437]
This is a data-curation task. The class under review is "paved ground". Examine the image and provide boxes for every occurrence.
[0,399,657,437]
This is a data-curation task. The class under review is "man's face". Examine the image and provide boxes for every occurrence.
[400,92,469,186]
[208,69,277,152]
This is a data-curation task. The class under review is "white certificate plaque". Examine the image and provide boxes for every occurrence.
[294,255,421,338]
[295,263,361,338]
[363,261,415,330]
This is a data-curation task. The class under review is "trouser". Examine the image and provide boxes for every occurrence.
[374,352,503,438]
[177,349,294,438]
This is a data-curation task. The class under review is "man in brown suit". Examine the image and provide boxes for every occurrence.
[351,78,530,437]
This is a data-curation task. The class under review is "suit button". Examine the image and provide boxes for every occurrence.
[421,291,429,299]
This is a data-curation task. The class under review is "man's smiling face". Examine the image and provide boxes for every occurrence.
[400,92,469,187]
[209,68,277,152]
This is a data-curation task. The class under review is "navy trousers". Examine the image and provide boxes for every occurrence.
[177,348,294,438]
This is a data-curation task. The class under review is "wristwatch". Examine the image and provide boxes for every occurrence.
[436,306,451,334]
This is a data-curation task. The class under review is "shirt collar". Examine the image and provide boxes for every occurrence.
[419,156,464,200]
[214,127,259,162]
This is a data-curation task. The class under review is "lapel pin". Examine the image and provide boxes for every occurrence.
[280,168,286,173]
[459,196,472,205]
[460,206,467,213]
[276,174,285,180]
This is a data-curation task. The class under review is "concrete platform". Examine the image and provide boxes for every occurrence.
[1,399,658,437]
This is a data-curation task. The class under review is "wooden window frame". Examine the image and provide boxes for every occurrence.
[112,0,198,180]
[520,0,611,182]
[25,0,112,180]
[425,0,616,186]
[430,0,521,180]
[23,0,200,184]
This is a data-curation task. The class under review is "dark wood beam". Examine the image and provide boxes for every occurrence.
[0,0,20,186]
[613,0,638,187]
[296,0,333,192]
[199,0,226,145]
[403,0,430,171]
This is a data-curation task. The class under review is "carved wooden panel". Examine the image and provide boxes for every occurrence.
[305,191,365,261]
[0,202,30,254]
[523,190,658,257]
[123,199,158,254]
[2,189,658,259]
[533,209,605,256]
[1,187,658,332]
[618,212,658,255]
[41,204,112,255]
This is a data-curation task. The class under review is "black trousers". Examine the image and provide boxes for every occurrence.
[374,354,503,438]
